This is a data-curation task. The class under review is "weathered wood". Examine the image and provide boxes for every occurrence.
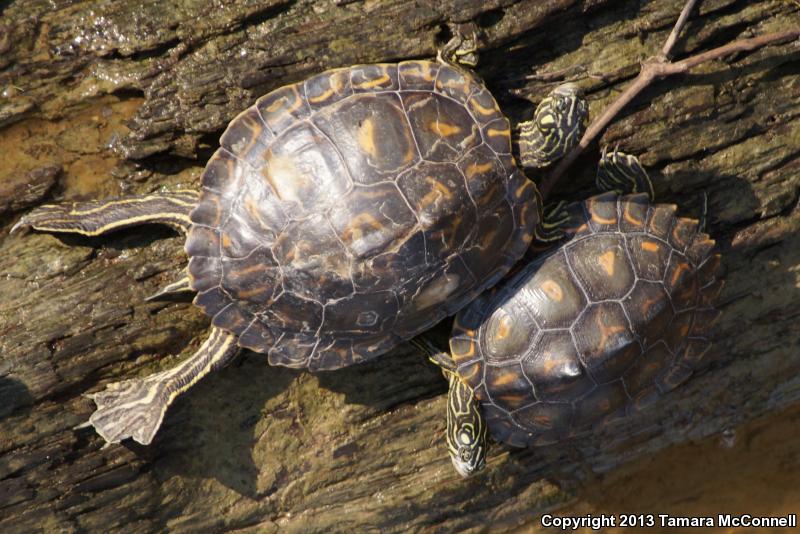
[0,0,798,531]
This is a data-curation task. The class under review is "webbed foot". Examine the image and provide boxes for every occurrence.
[83,328,238,445]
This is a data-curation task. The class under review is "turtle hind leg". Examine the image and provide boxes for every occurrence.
[11,190,199,236]
[596,148,654,200]
[87,327,238,445]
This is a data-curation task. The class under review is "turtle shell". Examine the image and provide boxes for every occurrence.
[450,193,723,447]
[185,60,539,371]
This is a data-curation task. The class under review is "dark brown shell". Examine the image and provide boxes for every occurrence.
[450,193,723,447]
[185,60,539,371]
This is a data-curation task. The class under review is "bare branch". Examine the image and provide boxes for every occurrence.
[662,0,700,58]
[539,7,800,200]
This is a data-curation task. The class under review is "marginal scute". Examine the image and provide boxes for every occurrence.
[466,85,504,125]
[187,256,221,293]
[349,63,398,93]
[434,64,473,104]
[456,145,508,211]
[256,83,310,136]
[481,117,512,155]
[397,60,439,91]
[219,107,274,167]
[647,203,677,240]
[584,192,618,233]
[304,68,353,110]
[618,193,649,232]
[238,318,275,353]
[669,217,699,253]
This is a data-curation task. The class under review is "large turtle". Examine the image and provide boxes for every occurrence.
[418,159,724,476]
[11,42,588,446]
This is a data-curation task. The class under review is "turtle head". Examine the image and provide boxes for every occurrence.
[450,422,487,477]
[518,82,588,169]
[445,372,488,478]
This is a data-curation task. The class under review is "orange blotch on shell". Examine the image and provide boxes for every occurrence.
[357,118,378,158]
[591,210,616,225]
[492,371,518,387]
[598,250,616,276]
[495,315,512,340]
[408,63,435,81]
[341,212,384,243]
[670,261,691,288]
[354,72,391,90]
[533,415,553,427]
[465,161,493,178]
[541,279,564,302]
[430,121,462,137]
[418,177,453,211]
[641,241,660,252]
[487,127,511,138]
[623,204,645,227]
[469,97,498,116]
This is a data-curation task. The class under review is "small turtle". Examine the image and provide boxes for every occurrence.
[418,157,723,476]
[12,40,587,446]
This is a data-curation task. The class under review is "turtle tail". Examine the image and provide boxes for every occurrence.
[11,190,199,236]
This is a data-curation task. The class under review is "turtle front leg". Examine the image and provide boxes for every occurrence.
[412,337,488,477]
[596,147,654,200]
[86,327,238,445]
[11,190,199,236]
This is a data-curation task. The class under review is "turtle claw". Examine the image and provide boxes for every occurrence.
[9,220,28,235]
[145,275,193,302]
[87,376,169,445]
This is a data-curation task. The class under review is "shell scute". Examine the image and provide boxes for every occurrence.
[566,234,634,301]
[314,93,417,184]
[521,331,594,402]
[397,60,439,91]
[256,83,310,136]
[349,64,399,93]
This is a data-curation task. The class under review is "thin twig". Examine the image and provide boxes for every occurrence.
[662,0,700,58]
[539,2,800,200]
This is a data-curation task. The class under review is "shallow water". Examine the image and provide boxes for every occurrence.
[541,402,800,533]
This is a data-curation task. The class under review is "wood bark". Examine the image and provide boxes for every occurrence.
[0,0,798,531]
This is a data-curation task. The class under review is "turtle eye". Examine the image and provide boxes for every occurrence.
[458,445,474,462]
